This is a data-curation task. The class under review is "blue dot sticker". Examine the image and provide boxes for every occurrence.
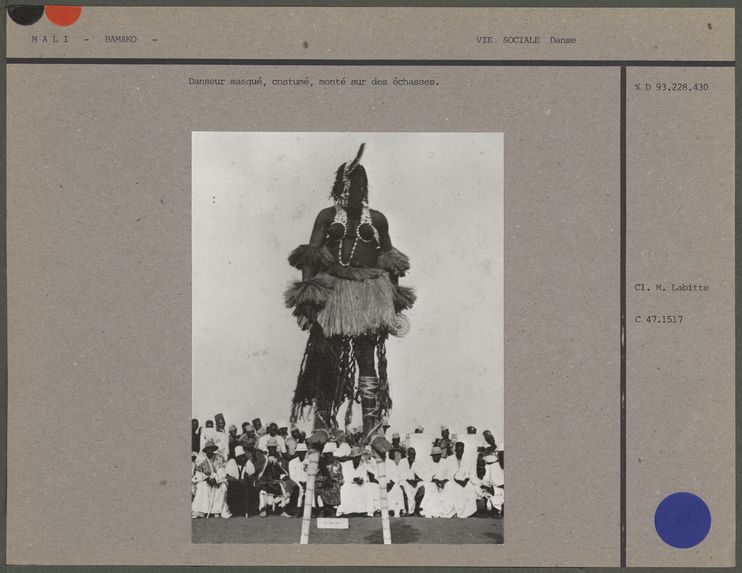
[655,492,711,548]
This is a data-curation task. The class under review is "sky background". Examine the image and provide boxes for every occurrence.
[192,132,504,445]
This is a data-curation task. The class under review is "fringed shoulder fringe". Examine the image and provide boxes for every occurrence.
[393,285,417,312]
[377,247,410,276]
[284,275,335,330]
[288,244,334,271]
[283,275,335,308]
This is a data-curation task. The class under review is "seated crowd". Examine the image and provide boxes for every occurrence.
[191,414,504,520]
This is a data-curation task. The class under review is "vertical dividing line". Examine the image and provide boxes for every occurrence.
[620,65,627,568]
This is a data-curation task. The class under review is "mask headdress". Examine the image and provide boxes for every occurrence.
[345,143,365,177]
[327,144,380,265]
[332,143,367,208]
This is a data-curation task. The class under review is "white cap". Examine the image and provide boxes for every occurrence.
[234,445,246,457]
[335,442,351,457]
[324,442,337,454]
[296,443,308,452]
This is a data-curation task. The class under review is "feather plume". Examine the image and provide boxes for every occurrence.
[346,143,365,174]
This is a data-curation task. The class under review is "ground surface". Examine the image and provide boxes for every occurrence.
[193,515,503,544]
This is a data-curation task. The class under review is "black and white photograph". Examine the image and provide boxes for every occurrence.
[191,132,504,544]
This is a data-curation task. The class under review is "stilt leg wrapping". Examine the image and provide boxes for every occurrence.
[360,375,380,439]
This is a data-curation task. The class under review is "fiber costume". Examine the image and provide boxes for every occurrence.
[285,144,415,438]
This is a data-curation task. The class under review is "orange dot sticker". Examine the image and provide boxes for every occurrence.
[45,5,81,27]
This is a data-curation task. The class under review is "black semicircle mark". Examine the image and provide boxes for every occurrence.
[8,5,45,26]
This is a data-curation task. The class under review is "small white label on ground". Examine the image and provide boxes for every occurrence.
[316,518,349,529]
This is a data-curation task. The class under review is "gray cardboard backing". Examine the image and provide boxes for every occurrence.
[4,6,735,567]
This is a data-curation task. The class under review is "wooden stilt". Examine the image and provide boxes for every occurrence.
[299,450,320,544]
[374,457,392,545]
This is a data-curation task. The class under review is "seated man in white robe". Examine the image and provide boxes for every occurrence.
[398,447,425,516]
[192,438,232,518]
[367,450,405,517]
[287,442,309,514]
[420,446,456,518]
[445,441,478,518]
[475,452,504,515]
[225,445,256,517]
[336,446,378,517]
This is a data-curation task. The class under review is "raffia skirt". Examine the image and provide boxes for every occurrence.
[286,266,415,424]
[315,268,400,338]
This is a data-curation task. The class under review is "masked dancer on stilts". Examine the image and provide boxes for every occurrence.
[284,144,415,543]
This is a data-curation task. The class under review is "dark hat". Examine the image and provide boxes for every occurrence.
[202,439,219,452]
[467,426,477,434]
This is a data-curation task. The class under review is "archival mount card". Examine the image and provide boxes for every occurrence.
[4,5,735,568]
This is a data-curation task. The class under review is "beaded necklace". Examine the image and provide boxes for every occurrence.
[333,203,380,267]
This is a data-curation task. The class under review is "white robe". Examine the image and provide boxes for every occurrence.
[225,458,255,480]
[336,460,378,516]
[367,457,405,515]
[420,458,455,518]
[288,457,308,506]
[445,456,478,518]
[200,429,230,461]
[191,453,231,518]
[398,459,424,514]
[476,462,504,511]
